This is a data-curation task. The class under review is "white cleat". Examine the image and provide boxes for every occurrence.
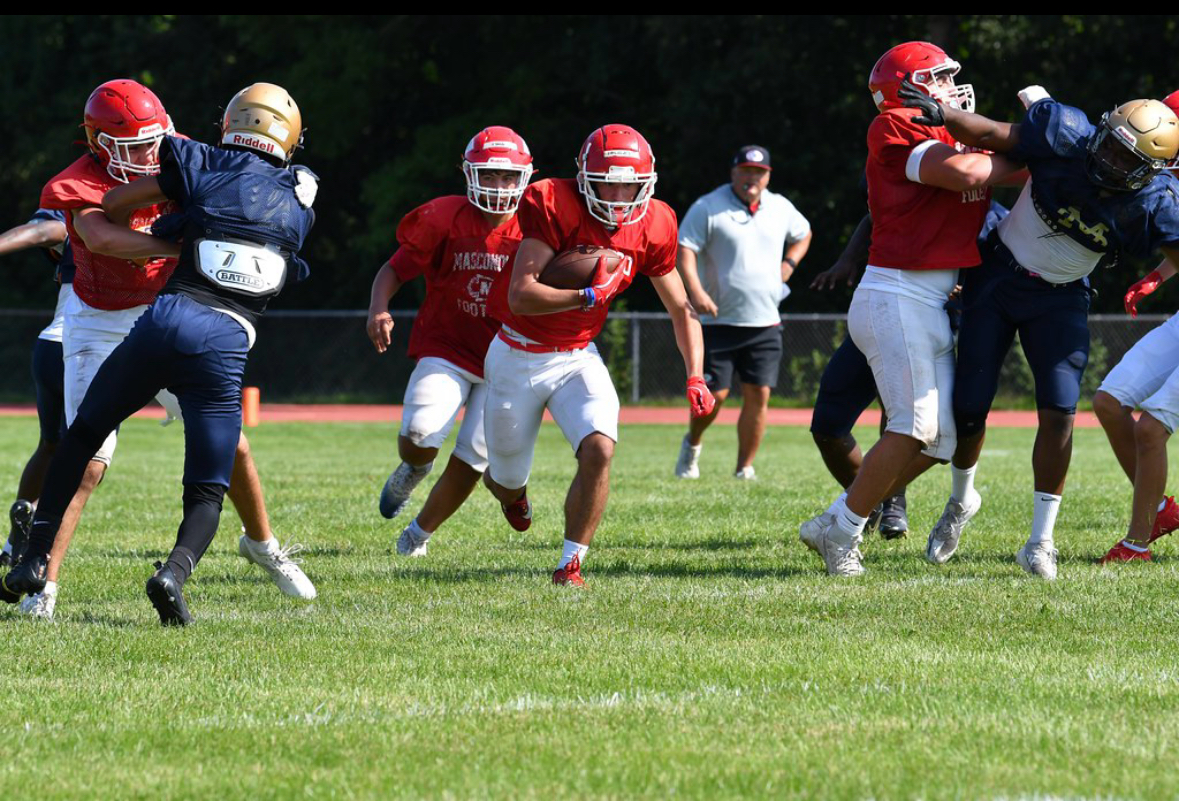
[925,489,982,566]
[674,435,702,479]
[733,465,756,480]
[800,512,865,576]
[18,591,55,620]
[379,462,432,518]
[1016,541,1059,581]
[239,535,318,600]
[799,512,831,553]
[396,526,430,557]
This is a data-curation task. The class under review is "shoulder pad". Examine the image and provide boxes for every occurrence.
[293,166,318,209]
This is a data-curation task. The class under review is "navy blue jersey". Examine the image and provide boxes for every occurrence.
[28,207,74,284]
[154,137,316,325]
[1009,99,1179,258]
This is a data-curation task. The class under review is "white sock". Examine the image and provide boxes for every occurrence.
[1028,492,1062,547]
[683,433,701,452]
[832,496,867,542]
[950,464,978,503]
[1122,539,1149,553]
[42,580,57,598]
[825,492,849,516]
[407,517,432,540]
[558,539,588,570]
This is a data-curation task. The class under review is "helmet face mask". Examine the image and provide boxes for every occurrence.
[576,125,657,228]
[462,127,534,214]
[1086,99,1179,191]
[83,79,174,183]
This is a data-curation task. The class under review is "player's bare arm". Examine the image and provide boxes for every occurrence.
[102,176,170,227]
[651,269,704,379]
[782,230,811,282]
[366,260,404,354]
[0,219,67,257]
[676,245,718,317]
[506,237,585,315]
[72,206,179,261]
[811,213,871,291]
[898,76,1022,153]
[915,145,1023,193]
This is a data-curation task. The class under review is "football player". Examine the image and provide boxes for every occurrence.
[1092,90,1179,563]
[367,126,533,555]
[3,82,318,625]
[800,41,1022,577]
[482,124,714,586]
[10,79,313,619]
[0,209,71,565]
[900,84,1179,578]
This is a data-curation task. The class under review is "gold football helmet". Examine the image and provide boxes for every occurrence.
[220,83,303,165]
[1087,98,1179,191]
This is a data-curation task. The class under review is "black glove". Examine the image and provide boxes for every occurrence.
[897,74,945,126]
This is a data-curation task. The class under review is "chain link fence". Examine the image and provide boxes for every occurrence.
[0,309,1169,406]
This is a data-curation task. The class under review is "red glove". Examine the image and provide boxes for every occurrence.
[687,376,716,418]
[589,253,633,306]
[1125,270,1163,318]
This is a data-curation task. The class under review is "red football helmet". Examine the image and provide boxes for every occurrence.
[576,124,657,227]
[869,41,974,114]
[462,126,534,214]
[83,79,174,183]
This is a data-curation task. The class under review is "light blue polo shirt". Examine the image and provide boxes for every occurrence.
[679,185,810,327]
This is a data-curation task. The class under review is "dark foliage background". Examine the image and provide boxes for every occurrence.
[2,15,1177,314]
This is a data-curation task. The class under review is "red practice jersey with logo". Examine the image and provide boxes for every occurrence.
[489,178,677,348]
[40,154,178,310]
[390,195,522,377]
[865,107,991,271]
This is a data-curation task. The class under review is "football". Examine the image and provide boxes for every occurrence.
[538,245,626,290]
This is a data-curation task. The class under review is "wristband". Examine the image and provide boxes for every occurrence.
[581,287,596,310]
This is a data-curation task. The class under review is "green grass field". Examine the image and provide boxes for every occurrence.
[1,416,1177,800]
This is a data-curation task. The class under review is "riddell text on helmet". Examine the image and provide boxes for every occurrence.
[226,133,276,154]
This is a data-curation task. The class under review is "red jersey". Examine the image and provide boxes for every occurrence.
[489,178,677,349]
[390,195,522,377]
[865,107,991,271]
[40,154,177,310]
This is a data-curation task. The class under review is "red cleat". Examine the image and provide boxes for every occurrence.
[501,491,532,532]
[1100,541,1153,564]
[1150,496,1179,543]
[552,553,585,587]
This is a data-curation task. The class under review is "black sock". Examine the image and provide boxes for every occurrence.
[164,483,226,585]
[26,421,107,560]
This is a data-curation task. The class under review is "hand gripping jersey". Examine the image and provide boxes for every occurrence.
[153,136,316,337]
[865,107,992,270]
[489,178,677,348]
[997,99,1179,283]
[40,154,177,310]
[390,195,522,377]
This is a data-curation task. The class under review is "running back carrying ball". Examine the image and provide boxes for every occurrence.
[538,245,626,289]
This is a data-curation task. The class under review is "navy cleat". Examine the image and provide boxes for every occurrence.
[145,562,193,626]
[879,494,909,540]
[0,553,47,604]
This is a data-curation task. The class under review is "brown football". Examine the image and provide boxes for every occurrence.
[538,245,626,290]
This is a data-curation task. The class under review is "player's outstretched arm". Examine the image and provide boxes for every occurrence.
[0,219,67,258]
[366,261,404,354]
[915,146,1024,193]
[1125,249,1179,317]
[811,213,870,291]
[507,238,586,315]
[898,76,1022,153]
[73,205,179,261]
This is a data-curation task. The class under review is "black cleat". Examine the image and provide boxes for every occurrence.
[7,500,34,566]
[0,554,47,603]
[865,504,883,536]
[0,552,9,569]
[879,494,909,540]
[145,562,193,627]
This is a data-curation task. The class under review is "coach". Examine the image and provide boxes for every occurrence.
[675,145,811,480]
